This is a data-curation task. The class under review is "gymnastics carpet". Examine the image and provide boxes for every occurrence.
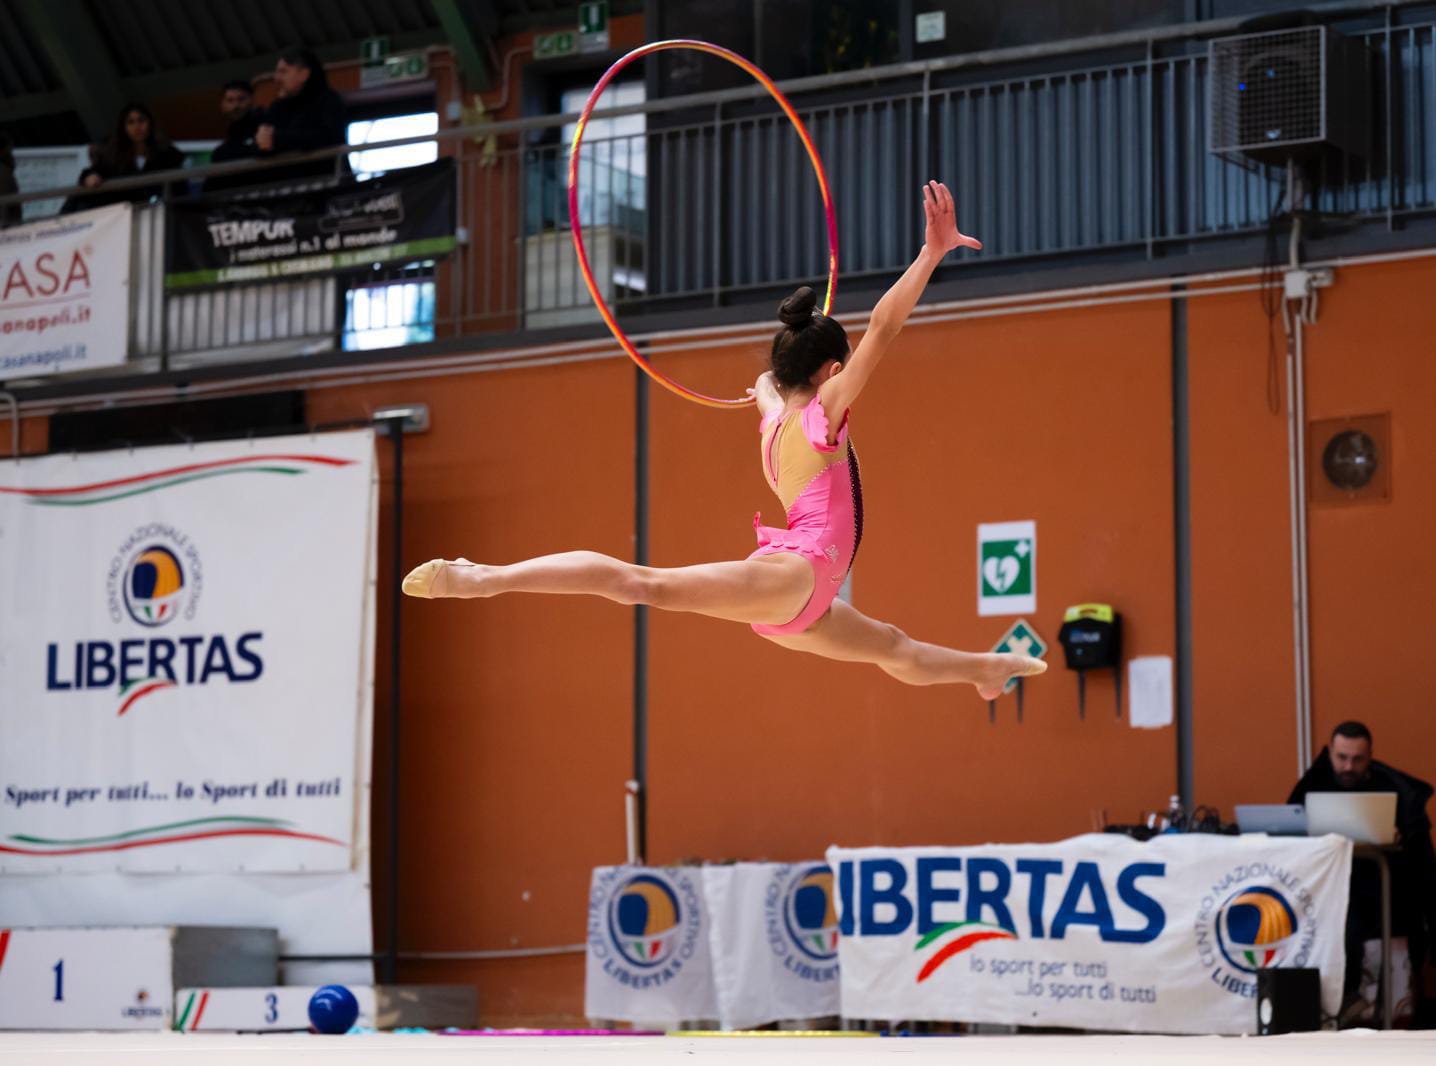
[1,1030,1433,1065]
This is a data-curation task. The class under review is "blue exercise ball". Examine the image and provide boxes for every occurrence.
[308,984,359,1034]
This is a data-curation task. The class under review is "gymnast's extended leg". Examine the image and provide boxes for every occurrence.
[403,552,815,627]
[761,598,1046,698]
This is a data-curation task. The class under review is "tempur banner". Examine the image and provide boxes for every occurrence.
[827,834,1352,1035]
[164,158,455,288]
[0,431,377,874]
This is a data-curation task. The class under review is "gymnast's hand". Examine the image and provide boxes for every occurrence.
[746,370,783,416]
[923,180,982,254]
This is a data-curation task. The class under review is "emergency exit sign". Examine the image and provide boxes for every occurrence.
[535,31,576,59]
[359,51,429,89]
[360,36,390,65]
[578,1,609,52]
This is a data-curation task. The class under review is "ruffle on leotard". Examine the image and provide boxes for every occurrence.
[799,393,849,453]
[751,511,830,564]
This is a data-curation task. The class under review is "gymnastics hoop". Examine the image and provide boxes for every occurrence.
[568,40,839,409]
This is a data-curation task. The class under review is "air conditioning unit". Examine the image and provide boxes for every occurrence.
[1208,24,1373,167]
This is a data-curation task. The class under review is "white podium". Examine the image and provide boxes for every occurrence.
[0,925,277,1031]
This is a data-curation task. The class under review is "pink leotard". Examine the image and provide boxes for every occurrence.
[748,394,864,636]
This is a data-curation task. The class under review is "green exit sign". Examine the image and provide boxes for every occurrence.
[578,1,609,52]
[535,31,576,59]
[358,51,430,89]
[360,36,390,65]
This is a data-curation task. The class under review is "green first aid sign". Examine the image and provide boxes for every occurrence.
[978,520,1036,616]
[991,618,1047,694]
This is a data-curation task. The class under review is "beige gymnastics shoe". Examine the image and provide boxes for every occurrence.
[976,655,1048,701]
[401,557,479,598]
[402,560,447,598]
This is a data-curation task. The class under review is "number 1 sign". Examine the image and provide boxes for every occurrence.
[0,927,173,1031]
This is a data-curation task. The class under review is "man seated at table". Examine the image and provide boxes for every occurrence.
[1289,720,1436,1021]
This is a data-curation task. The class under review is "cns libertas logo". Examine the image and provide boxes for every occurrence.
[588,868,703,990]
[106,523,203,627]
[122,545,187,626]
[610,874,683,967]
[764,864,841,984]
[784,866,839,960]
[1219,887,1300,971]
[44,523,264,715]
[1195,862,1317,999]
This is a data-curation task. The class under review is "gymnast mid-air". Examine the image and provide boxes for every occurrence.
[403,178,1045,702]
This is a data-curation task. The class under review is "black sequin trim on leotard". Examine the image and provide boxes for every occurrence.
[846,441,864,571]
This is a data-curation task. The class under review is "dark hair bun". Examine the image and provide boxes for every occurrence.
[777,286,818,329]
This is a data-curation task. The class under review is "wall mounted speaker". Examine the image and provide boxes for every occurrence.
[1308,412,1390,506]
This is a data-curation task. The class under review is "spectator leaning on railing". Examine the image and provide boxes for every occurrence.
[254,48,349,183]
[214,80,262,163]
[62,102,184,212]
[0,132,19,227]
[205,79,263,192]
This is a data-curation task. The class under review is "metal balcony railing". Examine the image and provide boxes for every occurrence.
[4,4,1436,374]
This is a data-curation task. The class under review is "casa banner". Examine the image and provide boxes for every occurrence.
[0,203,131,378]
[0,431,377,874]
[827,834,1352,1035]
[164,158,455,289]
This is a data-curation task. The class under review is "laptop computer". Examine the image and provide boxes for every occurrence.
[1235,804,1308,836]
[1305,791,1398,845]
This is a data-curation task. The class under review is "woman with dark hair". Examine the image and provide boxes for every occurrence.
[255,48,348,181]
[69,103,184,209]
[404,182,1042,697]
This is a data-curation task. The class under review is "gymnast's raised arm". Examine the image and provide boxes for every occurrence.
[818,180,980,421]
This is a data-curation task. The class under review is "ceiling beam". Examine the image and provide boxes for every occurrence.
[15,0,125,141]
[430,0,498,93]
[0,90,72,125]
[500,0,644,35]
[119,30,447,101]
[1,28,451,130]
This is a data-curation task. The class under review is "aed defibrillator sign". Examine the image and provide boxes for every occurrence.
[977,520,1036,616]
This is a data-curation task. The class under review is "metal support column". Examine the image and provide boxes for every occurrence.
[383,414,405,984]
[1171,285,1194,809]
[632,363,650,864]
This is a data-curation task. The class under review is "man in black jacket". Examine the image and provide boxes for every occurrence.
[214,81,260,160]
[254,48,349,184]
[205,80,262,192]
[1289,720,1436,1016]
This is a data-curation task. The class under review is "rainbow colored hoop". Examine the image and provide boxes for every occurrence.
[568,40,839,409]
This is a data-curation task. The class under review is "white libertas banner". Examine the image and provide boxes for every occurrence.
[702,863,840,1029]
[585,866,717,1025]
[0,204,131,378]
[0,431,376,875]
[828,833,1352,1035]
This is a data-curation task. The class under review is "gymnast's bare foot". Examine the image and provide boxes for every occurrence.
[975,654,1047,701]
[401,557,489,598]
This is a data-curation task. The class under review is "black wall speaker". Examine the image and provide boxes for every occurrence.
[1256,967,1322,1035]
[1209,24,1373,167]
